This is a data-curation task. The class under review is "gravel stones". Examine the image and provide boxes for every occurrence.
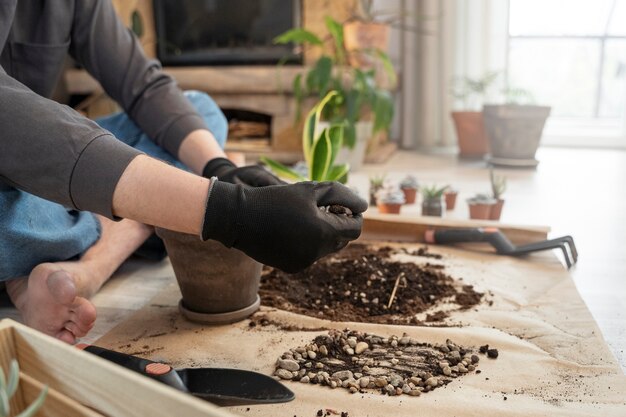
[273,329,499,397]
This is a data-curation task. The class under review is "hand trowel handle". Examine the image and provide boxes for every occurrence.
[77,344,189,393]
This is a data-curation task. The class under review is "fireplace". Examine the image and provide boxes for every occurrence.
[153,0,302,66]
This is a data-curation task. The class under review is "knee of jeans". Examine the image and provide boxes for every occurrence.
[184,90,228,148]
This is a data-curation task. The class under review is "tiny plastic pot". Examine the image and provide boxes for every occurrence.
[468,202,493,220]
[401,187,418,204]
[489,198,505,220]
[377,203,402,214]
[444,191,458,210]
[422,196,445,217]
[155,228,262,324]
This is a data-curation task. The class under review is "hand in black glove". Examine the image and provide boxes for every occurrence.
[202,157,284,187]
[202,179,368,273]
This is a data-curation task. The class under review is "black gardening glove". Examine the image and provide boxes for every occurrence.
[202,179,368,273]
[202,157,284,187]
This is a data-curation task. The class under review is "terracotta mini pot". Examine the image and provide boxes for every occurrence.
[444,191,458,210]
[489,199,505,221]
[422,197,445,217]
[155,228,262,324]
[377,203,402,214]
[343,21,390,68]
[468,203,493,220]
[401,187,418,205]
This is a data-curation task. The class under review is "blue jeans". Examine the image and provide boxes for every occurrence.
[0,91,227,281]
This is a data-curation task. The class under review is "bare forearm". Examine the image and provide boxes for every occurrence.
[177,129,227,174]
[112,155,208,235]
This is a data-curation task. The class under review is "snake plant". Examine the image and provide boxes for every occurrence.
[261,91,350,183]
[0,359,47,417]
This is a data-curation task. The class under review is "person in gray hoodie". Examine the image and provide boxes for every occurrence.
[0,0,366,343]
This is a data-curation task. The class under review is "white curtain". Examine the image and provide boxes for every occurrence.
[399,0,510,150]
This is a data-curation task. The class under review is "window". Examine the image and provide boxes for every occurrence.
[508,0,626,147]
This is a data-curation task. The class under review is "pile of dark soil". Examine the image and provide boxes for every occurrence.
[260,243,483,325]
[273,329,497,397]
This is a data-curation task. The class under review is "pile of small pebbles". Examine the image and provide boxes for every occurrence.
[273,329,498,397]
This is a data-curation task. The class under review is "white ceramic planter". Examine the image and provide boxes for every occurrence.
[316,120,373,172]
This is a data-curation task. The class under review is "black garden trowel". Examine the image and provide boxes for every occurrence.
[77,344,294,406]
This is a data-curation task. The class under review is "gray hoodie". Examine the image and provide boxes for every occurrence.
[0,0,207,218]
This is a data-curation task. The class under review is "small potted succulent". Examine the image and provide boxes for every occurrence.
[376,185,405,214]
[489,169,507,220]
[467,193,497,220]
[421,185,447,217]
[443,185,458,210]
[399,174,419,204]
[369,174,386,206]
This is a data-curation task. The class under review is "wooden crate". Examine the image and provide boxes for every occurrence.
[0,319,233,417]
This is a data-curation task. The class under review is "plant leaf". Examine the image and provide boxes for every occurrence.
[326,123,345,168]
[259,157,307,182]
[327,164,350,183]
[292,73,303,122]
[343,123,357,149]
[375,49,397,88]
[373,90,394,133]
[0,364,5,391]
[310,128,332,181]
[16,386,47,417]
[274,29,322,46]
[131,10,143,38]
[324,16,345,64]
[0,389,9,417]
[302,106,317,166]
[7,360,18,398]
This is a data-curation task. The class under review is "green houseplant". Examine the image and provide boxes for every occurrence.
[1,359,47,417]
[376,184,405,214]
[274,17,395,170]
[489,169,507,220]
[467,193,497,220]
[261,91,350,183]
[421,185,447,217]
[369,173,386,205]
[450,71,499,158]
[399,174,419,205]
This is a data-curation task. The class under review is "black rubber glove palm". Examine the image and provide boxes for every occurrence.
[202,179,368,273]
[202,157,284,187]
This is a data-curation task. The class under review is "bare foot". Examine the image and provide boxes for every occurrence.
[6,263,97,344]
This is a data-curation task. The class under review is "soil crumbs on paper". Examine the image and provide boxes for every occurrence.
[274,329,497,397]
[260,243,483,325]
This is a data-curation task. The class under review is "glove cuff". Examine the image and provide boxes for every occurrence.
[202,157,236,179]
[201,177,241,245]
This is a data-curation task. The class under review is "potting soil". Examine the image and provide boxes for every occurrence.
[260,243,483,325]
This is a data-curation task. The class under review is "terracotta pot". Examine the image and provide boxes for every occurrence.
[489,199,505,221]
[468,203,493,220]
[343,21,390,68]
[451,111,489,158]
[422,197,445,217]
[483,105,551,166]
[401,188,417,205]
[377,203,402,214]
[155,228,262,324]
[444,191,458,210]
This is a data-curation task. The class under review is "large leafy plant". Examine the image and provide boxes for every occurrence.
[261,91,349,183]
[274,17,395,149]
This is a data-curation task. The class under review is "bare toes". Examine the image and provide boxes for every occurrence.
[64,321,89,338]
[71,297,97,327]
[56,329,77,344]
[47,270,78,305]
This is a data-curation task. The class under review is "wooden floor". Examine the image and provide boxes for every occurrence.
[1,146,624,372]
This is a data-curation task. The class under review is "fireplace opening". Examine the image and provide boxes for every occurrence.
[223,108,272,150]
[153,0,302,66]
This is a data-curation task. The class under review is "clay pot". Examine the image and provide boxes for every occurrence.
[483,105,551,166]
[377,203,402,214]
[468,202,493,220]
[343,21,390,68]
[451,111,489,158]
[489,199,505,221]
[155,228,262,324]
[401,187,418,205]
[444,191,458,210]
[422,197,445,217]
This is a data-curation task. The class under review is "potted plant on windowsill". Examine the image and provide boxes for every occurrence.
[421,184,447,217]
[483,88,551,167]
[376,185,405,214]
[443,185,458,210]
[369,173,386,206]
[399,174,419,204]
[450,71,499,158]
[274,16,395,171]
[489,169,507,220]
[467,194,497,220]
